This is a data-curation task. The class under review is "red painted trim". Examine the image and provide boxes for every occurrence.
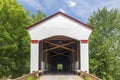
[81,40,88,43]
[27,12,93,30]
[31,40,39,44]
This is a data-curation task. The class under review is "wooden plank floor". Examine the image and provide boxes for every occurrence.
[39,73,84,80]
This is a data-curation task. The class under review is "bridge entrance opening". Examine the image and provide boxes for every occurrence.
[39,36,80,73]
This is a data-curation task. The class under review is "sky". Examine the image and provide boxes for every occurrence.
[17,0,120,23]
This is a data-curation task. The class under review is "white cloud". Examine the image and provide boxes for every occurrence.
[18,0,120,23]
[70,0,120,22]
[99,0,120,10]
[58,8,66,13]
[18,0,44,11]
[67,0,76,7]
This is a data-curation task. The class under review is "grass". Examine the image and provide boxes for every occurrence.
[26,77,39,80]
[84,77,92,80]
[0,76,8,80]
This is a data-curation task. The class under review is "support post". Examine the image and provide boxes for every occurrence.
[41,41,44,71]
[76,41,80,70]
[30,40,39,73]
[80,40,89,73]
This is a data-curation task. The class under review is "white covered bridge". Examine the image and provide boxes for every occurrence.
[19,12,100,80]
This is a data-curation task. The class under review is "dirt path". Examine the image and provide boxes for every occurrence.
[39,73,83,80]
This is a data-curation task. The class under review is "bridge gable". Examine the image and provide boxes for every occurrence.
[28,12,93,40]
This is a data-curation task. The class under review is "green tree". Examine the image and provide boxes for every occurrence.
[88,7,120,80]
[31,10,46,24]
[0,0,31,78]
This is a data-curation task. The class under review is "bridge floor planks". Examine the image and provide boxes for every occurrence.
[39,73,83,80]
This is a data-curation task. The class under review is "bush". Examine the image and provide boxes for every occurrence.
[84,77,92,80]
[26,77,38,80]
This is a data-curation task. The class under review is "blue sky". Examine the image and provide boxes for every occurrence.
[17,0,120,23]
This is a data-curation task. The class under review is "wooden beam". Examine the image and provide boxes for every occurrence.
[51,51,66,54]
[43,41,76,52]
[44,46,59,52]
[50,51,66,57]
[44,41,59,47]
[50,53,69,57]
[44,45,75,52]
[62,42,75,46]
[60,53,70,58]
[60,46,76,52]
[44,41,75,47]
[50,51,69,58]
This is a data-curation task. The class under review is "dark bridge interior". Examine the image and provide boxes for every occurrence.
[39,36,80,73]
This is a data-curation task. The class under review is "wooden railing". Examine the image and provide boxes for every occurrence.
[75,70,102,80]
[15,70,44,80]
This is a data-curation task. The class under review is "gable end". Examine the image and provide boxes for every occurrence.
[27,12,93,30]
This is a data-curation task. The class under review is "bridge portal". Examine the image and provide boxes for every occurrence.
[27,12,93,73]
[39,36,80,73]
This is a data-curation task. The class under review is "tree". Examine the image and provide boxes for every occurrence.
[0,0,46,78]
[0,0,31,78]
[31,10,46,24]
[88,7,120,80]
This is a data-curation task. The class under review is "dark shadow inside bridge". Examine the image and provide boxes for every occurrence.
[39,36,80,73]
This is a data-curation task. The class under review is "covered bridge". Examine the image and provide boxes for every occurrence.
[27,12,93,74]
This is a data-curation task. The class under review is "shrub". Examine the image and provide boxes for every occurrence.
[84,77,92,80]
[26,77,38,80]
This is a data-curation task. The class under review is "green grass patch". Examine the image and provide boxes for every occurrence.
[26,77,39,80]
[84,77,92,80]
